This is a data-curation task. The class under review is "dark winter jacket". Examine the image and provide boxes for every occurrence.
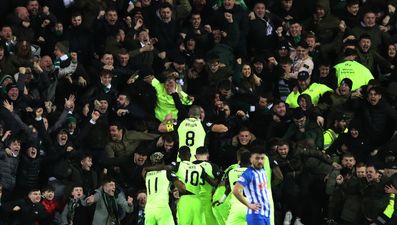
[0,149,19,191]
[15,153,41,194]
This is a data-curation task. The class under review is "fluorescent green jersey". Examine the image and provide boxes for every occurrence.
[145,170,175,207]
[196,161,221,225]
[212,164,239,225]
[227,166,248,206]
[175,161,204,195]
[196,161,221,198]
[225,166,248,225]
[264,155,275,225]
[178,118,206,161]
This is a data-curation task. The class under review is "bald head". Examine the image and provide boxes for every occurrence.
[15,7,30,21]
[188,105,201,118]
[40,56,53,71]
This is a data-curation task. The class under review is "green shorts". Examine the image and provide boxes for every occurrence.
[177,195,204,225]
[226,202,247,225]
[145,206,175,225]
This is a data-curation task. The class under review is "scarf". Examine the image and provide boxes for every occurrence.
[66,198,81,224]
[102,83,112,93]
[102,191,120,225]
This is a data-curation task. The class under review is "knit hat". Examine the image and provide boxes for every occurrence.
[0,75,14,85]
[150,152,164,164]
[66,115,77,124]
[5,83,18,93]
[55,41,69,53]
[340,78,353,90]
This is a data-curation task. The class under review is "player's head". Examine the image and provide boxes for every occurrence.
[188,105,201,118]
[236,147,249,162]
[195,146,209,160]
[239,149,251,166]
[179,146,191,161]
[250,145,266,169]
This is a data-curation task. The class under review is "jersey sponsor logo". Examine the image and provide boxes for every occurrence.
[257,181,268,190]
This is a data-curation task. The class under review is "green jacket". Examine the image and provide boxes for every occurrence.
[151,78,192,121]
[105,130,159,159]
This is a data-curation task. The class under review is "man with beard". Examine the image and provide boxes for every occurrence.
[323,113,348,151]
[105,122,158,159]
[283,108,324,150]
[233,146,272,225]
[266,99,292,140]
[111,93,145,130]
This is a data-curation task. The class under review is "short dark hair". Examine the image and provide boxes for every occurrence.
[240,150,251,164]
[250,145,266,155]
[196,146,209,155]
[7,136,21,146]
[277,139,290,148]
[368,86,383,95]
[359,34,371,41]
[80,152,93,161]
[162,134,174,143]
[239,126,251,133]
[100,69,113,77]
[102,175,117,185]
[159,2,173,11]
[178,146,191,160]
[67,183,84,194]
[71,12,82,18]
[42,185,55,193]
[109,121,124,130]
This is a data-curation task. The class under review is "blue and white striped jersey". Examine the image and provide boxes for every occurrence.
[237,166,271,217]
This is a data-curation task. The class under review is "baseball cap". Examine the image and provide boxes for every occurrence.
[297,71,310,81]
[384,161,397,170]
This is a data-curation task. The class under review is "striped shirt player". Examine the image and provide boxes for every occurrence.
[233,147,271,225]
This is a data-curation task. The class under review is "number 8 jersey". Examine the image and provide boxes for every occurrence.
[177,117,206,161]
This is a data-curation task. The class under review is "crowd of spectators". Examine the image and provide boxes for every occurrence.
[1,0,397,224]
